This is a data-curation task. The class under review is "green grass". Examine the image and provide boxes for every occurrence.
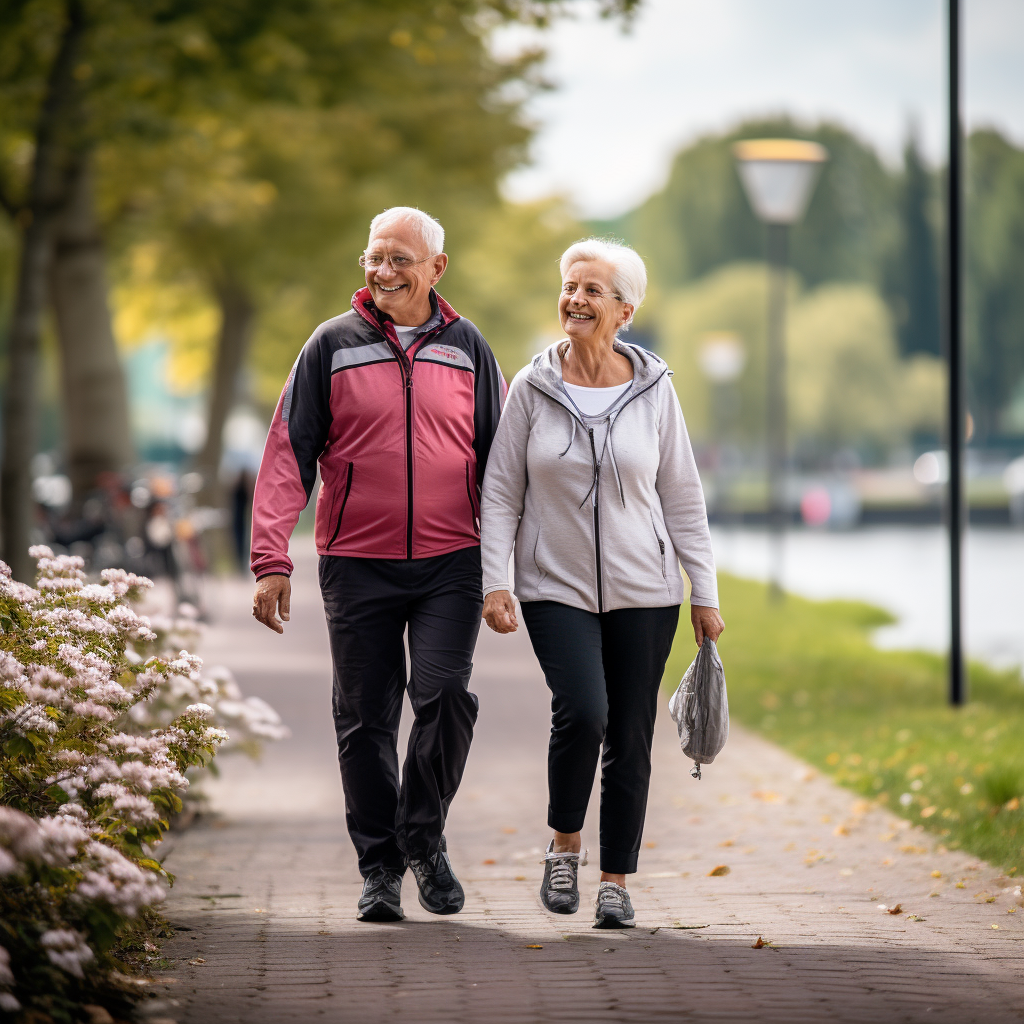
[666,573,1024,875]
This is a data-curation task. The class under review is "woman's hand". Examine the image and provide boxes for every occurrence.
[691,604,724,647]
[483,590,518,634]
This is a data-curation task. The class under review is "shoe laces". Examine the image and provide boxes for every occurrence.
[543,848,587,891]
[598,882,628,909]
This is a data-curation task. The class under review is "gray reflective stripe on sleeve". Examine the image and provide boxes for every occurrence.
[414,342,474,372]
[331,341,396,372]
[281,357,300,422]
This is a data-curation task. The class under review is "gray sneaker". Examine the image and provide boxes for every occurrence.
[593,881,635,928]
[540,841,587,915]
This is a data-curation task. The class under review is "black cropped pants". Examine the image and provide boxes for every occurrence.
[521,600,680,875]
[319,547,482,877]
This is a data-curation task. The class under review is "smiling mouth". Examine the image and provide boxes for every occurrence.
[377,284,405,293]
[568,311,593,320]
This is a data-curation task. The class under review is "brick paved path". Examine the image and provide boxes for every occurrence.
[147,539,1024,1024]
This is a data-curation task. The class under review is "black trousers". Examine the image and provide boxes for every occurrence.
[521,600,680,875]
[319,547,482,877]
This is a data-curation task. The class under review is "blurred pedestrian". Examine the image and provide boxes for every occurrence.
[231,468,256,571]
[480,239,724,928]
[250,207,505,923]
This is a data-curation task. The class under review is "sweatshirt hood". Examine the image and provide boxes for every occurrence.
[525,339,669,419]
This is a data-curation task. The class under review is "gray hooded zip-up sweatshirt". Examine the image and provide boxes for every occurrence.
[480,340,718,613]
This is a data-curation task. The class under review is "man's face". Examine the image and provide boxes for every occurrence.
[363,217,448,326]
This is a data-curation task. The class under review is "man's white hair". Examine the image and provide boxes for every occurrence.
[368,206,445,254]
[559,238,647,329]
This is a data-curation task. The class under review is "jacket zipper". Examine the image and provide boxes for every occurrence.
[651,513,667,578]
[588,427,604,613]
[405,371,414,559]
[465,460,479,532]
[326,462,354,550]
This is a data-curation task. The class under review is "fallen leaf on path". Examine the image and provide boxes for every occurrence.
[708,865,730,876]
[907,915,926,922]
[501,827,517,834]
[956,882,966,888]
[603,948,615,953]
[851,799,871,815]
[482,858,496,865]
[525,944,543,949]
[514,875,526,881]
[887,904,903,915]
[750,790,781,803]
[752,936,766,948]
[833,824,849,836]
[984,896,997,903]
[931,870,942,878]
[899,844,927,855]
[644,841,657,848]
[253,908,267,914]
[669,923,709,930]
[718,839,734,847]
[991,924,1000,930]
[188,958,206,966]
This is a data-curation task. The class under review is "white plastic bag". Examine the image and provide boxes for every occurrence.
[667,637,729,780]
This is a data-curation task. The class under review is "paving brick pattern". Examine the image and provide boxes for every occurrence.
[147,540,1024,1023]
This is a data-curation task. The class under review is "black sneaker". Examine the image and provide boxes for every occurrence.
[356,869,405,922]
[593,881,635,929]
[407,835,465,915]
[540,841,587,915]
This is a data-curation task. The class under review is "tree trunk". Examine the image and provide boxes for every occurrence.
[1,0,87,582]
[195,278,255,568]
[50,156,135,500]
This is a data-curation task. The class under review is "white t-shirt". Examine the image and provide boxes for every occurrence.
[563,381,632,417]
[394,324,422,350]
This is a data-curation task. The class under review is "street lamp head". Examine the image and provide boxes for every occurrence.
[733,138,828,225]
[698,332,746,382]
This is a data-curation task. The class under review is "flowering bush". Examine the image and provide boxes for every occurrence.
[0,547,285,1018]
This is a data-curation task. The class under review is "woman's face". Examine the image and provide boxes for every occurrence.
[558,259,633,342]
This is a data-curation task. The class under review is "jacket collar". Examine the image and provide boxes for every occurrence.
[526,338,668,419]
[351,286,460,341]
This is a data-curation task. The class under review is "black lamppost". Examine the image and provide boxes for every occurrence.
[734,139,828,598]
[946,0,966,705]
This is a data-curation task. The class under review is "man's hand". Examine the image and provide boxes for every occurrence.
[483,590,518,634]
[253,575,291,634]
[691,604,725,647]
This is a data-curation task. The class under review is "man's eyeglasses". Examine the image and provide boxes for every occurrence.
[359,252,439,271]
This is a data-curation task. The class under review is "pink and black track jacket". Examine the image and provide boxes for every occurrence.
[250,287,506,579]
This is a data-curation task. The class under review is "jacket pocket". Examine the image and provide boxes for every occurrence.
[465,459,480,532]
[651,512,667,579]
[326,462,354,550]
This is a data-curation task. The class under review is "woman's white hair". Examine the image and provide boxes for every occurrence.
[559,238,647,329]
[368,206,445,254]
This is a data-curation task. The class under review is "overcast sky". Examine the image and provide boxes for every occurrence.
[495,0,1024,219]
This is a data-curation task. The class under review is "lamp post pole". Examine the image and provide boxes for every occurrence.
[946,0,966,705]
[766,222,788,599]
[734,138,827,599]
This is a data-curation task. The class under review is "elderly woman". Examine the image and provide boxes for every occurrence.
[479,238,724,929]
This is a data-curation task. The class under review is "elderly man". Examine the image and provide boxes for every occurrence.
[250,207,505,922]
